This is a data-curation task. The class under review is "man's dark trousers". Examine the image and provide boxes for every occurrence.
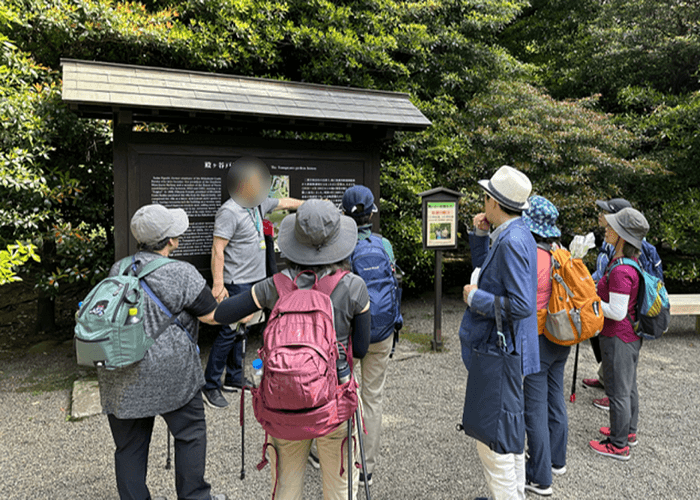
[107,392,211,500]
[204,282,254,390]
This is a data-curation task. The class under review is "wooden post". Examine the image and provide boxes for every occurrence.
[432,250,443,352]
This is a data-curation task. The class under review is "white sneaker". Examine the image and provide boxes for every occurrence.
[525,481,553,496]
[307,452,320,469]
[551,465,567,476]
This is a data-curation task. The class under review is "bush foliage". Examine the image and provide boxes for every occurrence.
[1,0,698,333]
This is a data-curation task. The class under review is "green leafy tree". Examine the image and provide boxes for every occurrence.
[1,5,113,332]
[4,0,693,309]
[0,242,40,285]
[502,0,700,286]
[503,0,700,102]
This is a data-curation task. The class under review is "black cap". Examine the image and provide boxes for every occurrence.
[595,198,632,214]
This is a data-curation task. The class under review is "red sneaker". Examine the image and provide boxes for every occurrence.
[593,397,610,411]
[583,378,604,388]
[589,439,630,461]
[600,427,638,447]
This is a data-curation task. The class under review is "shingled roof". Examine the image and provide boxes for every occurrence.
[61,59,431,133]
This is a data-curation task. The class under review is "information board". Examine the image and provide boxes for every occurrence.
[120,139,375,274]
[425,201,457,248]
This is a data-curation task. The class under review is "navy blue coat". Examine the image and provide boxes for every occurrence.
[459,218,540,377]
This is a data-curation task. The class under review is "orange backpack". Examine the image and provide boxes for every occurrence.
[539,245,604,346]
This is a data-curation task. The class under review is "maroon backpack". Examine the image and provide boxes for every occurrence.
[251,270,359,442]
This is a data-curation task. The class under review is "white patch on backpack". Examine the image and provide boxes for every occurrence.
[89,300,109,317]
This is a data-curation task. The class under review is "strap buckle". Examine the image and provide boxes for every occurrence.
[497,330,507,351]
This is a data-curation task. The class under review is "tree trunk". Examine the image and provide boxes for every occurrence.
[36,236,57,334]
[36,291,56,333]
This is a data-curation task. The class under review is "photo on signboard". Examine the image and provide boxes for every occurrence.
[429,222,452,241]
[266,175,290,252]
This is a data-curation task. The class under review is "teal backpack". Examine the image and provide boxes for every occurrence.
[607,257,671,340]
[74,256,194,369]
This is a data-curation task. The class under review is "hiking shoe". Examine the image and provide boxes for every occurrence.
[525,481,553,496]
[589,438,630,461]
[222,378,253,392]
[551,465,567,476]
[583,378,604,389]
[359,472,373,486]
[307,452,320,469]
[203,388,229,408]
[593,396,610,411]
[599,426,638,447]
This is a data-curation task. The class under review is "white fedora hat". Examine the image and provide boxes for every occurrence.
[478,165,532,211]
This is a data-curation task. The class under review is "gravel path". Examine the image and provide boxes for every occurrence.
[1,295,699,499]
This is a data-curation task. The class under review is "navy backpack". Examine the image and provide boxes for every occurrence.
[351,234,403,343]
[640,240,664,282]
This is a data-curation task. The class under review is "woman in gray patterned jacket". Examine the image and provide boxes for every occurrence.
[98,204,226,500]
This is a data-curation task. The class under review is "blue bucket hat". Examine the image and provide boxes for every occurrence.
[522,195,561,238]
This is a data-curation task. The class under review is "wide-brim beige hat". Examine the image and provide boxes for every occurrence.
[478,165,532,211]
[131,204,189,245]
[604,207,649,250]
[278,199,357,266]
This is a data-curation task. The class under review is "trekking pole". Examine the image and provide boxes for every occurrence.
[570,343,580,403]
[347,417,353,500]
[165,428,172,469]
[355,407,371,500]
[237,323,247,480]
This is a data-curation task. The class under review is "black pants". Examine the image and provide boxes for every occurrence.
[590,335,602,364]
[107,391,211,500]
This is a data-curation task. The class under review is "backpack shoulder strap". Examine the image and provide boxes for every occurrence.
[139,278,196,345]
[605,257,623,279]
[131,256,195,345]
[137,257,175,278]
[315,270,350,297]
[536,242,552,253]
[608,257,641,276]
[117,257,133,276]
[273,272,297,298]
[620,257,642,274]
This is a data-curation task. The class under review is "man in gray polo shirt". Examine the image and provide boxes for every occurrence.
[204,160,302,408]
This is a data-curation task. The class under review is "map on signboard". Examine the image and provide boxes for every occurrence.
[267,175,290,252]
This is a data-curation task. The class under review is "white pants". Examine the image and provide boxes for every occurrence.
[476,441,525,500]
[353,334,393,475]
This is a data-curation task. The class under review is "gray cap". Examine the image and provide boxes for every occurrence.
[604,207,649,250]
[130,204,189,245]
[278,199,357,266]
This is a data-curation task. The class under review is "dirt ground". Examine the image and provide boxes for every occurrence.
[1,291,699,499]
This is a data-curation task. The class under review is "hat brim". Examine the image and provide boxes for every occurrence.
[343,202,378,217]
[595,200,613,213]
[605,214,642,250]
[522,213,561,238]
[478,179,530,211]
[278,213,358,266]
